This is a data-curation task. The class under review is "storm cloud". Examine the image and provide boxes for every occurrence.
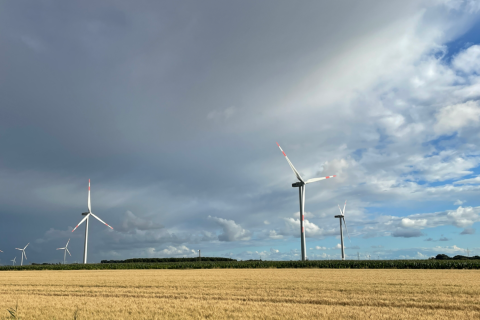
[1,0,480,263]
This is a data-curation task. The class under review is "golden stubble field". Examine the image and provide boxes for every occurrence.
[0,269,479,319]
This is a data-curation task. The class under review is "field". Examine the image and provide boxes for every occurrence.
[1,269,479,319]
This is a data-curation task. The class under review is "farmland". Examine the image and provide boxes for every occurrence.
[1,269,479,319]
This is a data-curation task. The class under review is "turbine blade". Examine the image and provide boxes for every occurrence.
[66,248,71,256]
[343,201,347,216]
[23,251,27,260]
[15,248,22,251]
[66,238,70,247]
[276,143,304,183]
[305,175,336,184]
[24,243,29,249]
[90,212,114,230]
[338,204,343,215]
[57,248,65,250]
[72,214,90,232]
[88,179,91,213]
[343,217,351,241]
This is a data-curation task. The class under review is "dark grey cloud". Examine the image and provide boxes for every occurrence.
[460,228,476,235]
[1,0,480,263]
[392,229,424,238]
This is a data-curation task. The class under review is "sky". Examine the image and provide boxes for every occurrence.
[1,0,480,264]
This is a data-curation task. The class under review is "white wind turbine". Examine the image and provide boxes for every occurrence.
[335,201,350,260]
[72,180,113,264]
[277,143,336,261]
[57,239,71,265]
[11,257,16,266]
[15,243,29,266]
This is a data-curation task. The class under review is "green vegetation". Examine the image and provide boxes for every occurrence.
[435,254,480,260]
[101,257,236,263]
[2,259,480,271]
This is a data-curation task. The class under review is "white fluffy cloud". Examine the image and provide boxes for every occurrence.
[453,44,480,74]
[434,101,480,135]
[208,216,251,241]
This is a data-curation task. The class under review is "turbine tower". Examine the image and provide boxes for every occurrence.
[276,143,336,261]
[335,201,350,260]
[57,239,71,265]
[11,257,16,266]
[72,180,113,264]
[15,243,29,266]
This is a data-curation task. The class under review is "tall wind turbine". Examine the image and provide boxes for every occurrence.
[11,257,16,266]
[57,239,71,265]
[72,180,113,264]
[276,143,336,261]
[15,243,29,266]
[335,201,350,260]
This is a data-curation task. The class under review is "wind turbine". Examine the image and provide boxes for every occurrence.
[72,180,113,264]
[276,143,336,261]
[11,257,16,266]
[57,239,71,265]
[15,243,29,266]
[335,201,350,260]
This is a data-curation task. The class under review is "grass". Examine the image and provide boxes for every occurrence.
[1,269,479,319]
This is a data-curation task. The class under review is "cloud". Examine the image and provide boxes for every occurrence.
[208,216,251,241]
[315,246,327,250]
[454,176,480,185]
[400,218,427,228]
[460,228,475,235]
[454,199,465,205]
[392,229,424,238]
[452,44,480,74]
[282,218,338,238]
[207,106,236,121]
[157,245,197,257]
[116,211,164,233]
[439,236,449,241]
[371,245,383,248]
[434,101,480,135]
[424,238,434,241]
[2,1,480,263]
[268,230,283,239]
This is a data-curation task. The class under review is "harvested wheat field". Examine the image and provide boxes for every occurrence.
[1,269,479,319]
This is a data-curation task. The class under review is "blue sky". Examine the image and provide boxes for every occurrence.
[1,0,480,264]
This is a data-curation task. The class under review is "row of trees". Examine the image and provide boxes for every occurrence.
[101,257,237,263]
[435,254,480,260]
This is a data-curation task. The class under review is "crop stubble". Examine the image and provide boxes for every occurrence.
[1,269,479,319]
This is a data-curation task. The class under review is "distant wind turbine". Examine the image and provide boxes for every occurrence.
[277,143,336,261]
[57,239,71,265]
[335,201,350,260]
[11,257,16,266]
[72,180,113,264]
[15,243,29,266]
